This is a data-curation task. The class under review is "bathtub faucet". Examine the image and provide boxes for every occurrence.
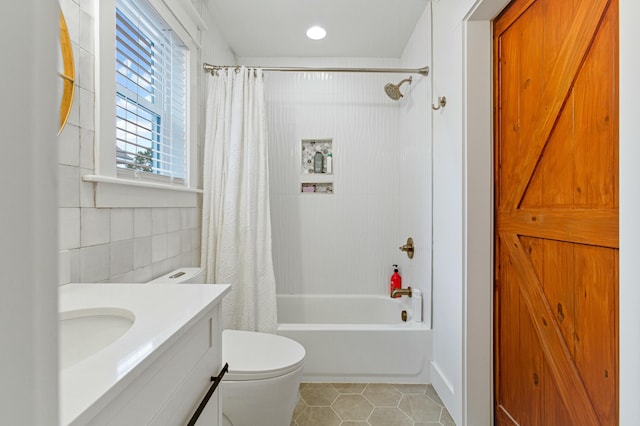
[391,286,412,298]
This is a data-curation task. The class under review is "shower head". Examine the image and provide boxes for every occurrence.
[384,76,412,100]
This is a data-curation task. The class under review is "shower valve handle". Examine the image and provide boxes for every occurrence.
[399,237,414,259]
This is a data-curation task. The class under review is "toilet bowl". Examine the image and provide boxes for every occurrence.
[147,268,305,426]
[222,330,304,426]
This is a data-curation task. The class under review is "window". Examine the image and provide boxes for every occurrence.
[115,0,187,182]
[93,0,202,207]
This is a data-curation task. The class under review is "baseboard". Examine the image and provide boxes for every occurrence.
[430,361,455,418]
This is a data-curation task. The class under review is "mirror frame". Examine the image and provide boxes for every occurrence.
[59,9,75,135]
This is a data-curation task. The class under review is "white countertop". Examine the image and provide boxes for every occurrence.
[59,283,230,426]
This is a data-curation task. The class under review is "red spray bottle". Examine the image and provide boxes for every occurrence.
[390,264,402,297]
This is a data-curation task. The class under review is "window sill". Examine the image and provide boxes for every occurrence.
[83,175,202,208]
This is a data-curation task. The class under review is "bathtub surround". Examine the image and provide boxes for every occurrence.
[251,58,431,298]
[202,67,278,332]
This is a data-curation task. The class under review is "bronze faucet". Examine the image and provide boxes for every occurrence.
[391,286,412,298]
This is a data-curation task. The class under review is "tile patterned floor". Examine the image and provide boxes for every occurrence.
[291,383,456,426]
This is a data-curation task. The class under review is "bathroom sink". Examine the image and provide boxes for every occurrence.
[59,308,134,369]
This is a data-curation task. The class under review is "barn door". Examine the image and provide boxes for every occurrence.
[493,0,619,424]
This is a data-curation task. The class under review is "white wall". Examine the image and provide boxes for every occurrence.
[619,0,640,423]
[433,0,640,425]
[430,0,464,420]
[0,0,58,424]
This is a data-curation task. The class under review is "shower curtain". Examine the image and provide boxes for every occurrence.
[201,67,277,333]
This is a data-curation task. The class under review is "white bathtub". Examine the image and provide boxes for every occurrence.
[276,293,432,383]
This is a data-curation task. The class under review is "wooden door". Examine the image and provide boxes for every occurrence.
[493,0,619,424]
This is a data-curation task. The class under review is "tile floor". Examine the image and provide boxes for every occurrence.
[291,383,456,426]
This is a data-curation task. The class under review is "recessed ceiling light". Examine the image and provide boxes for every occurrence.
[306,26,327,40]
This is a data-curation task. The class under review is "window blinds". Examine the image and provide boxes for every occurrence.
[115,0,187,182]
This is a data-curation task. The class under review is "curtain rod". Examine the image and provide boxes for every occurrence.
[203,63,429,76]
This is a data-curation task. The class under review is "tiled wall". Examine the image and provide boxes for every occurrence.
[241,54,431,298]
[57,0,205,285]
[250,57,399,296]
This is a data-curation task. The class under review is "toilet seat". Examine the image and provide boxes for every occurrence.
[223,330,305,381]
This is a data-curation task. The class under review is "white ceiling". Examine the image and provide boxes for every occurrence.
[205,0,429,58]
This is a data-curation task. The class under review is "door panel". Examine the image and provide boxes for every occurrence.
[494,0,619,424]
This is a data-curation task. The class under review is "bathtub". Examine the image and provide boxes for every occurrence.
[276,293,432,383]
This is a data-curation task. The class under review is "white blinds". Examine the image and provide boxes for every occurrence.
[115,0,187,182]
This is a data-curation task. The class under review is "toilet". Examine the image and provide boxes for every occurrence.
[147,268,305,426]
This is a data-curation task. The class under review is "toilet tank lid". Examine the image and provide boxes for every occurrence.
[147,267,203,284]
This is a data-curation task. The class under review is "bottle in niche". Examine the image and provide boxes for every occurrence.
[314,151,324,173]
[326,152,333,173]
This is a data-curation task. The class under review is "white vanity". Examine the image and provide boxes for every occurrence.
[59,283,230,425]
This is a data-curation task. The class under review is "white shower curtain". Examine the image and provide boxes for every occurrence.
[201,67,277,333]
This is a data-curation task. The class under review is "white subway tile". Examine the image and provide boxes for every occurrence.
[192,228,201,249]
[179,251,192,268]
[58,124,80,166]
[79,88,94,130]
[79,48,94,92]
[191,249,201,267]
[181,207,198,229]
[190,209,199,229]
[59,208,80,250]
[167,255,181,271]
[181,229,192,253]
[110,270,135,283]
[152,208,168,235]
[81,208,110,246]
[151,260,169,279]
[167,208,181,232]
[79,243,110,282]
[111,209,134,241]
[110,239,134,277]
[133,265,153,283]
[79,9,94,54]
[181,208,190,229]
[151,234,168,263]
[58,165,80,207]
[134,208,152,237]
[71,42,80,90]
[79,129,95,170]
[79,0,96,18]
[134,236,152,269]
[167,231,181,257]
[66,75,80,127]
